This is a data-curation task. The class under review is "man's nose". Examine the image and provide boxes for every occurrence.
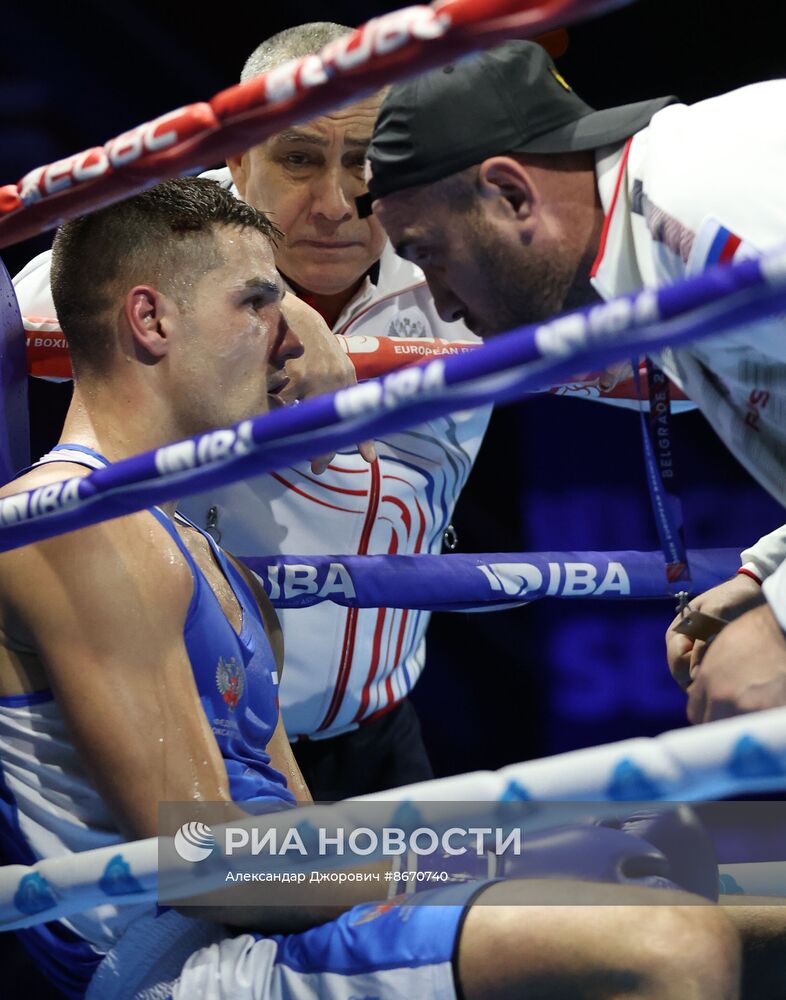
[310,170,354,224]
[427,275,465,324]
[275,316,305,363]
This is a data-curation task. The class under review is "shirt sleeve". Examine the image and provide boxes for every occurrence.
[13,249,57,320]
[740,525,786,583]
[762,557,786,631]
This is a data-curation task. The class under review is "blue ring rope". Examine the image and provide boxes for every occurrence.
[0,251,784,552]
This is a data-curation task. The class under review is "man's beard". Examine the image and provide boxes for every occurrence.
[470,219,595,336]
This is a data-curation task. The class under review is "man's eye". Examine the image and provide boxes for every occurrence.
[283,153,313,167]
[247,296,267,310]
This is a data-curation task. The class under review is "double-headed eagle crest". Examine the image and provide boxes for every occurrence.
[216,655,245,711]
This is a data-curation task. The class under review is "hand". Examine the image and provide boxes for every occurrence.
[686,602,786,723]
[277,294,376,474]
[665,574,764,690]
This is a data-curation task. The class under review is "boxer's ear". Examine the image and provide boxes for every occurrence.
[227,152,249,201]
[124,286,171,360]
[477,157,535,220]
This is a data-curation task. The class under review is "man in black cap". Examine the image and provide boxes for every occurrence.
[363,40,675,337]
[365,40,786,726]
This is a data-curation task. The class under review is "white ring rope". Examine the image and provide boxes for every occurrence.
[3,705,786,930]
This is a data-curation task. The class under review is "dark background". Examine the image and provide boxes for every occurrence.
[1,0,785,777]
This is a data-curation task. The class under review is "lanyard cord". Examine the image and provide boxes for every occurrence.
[634,357,691,593]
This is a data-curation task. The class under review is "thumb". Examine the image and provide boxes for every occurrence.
[359,441,377,464]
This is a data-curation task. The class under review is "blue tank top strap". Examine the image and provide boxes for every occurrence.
[147,507,205,582]
[174,509,258,627]
[164,510,252,637]
[14,442,110,478]
[50,443,108,464]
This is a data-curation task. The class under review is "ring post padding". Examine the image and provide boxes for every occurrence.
[0,257,29,483]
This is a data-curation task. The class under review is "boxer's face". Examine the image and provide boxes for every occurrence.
[170,226,302,433]
[375,166,589,337]
[228,95,387,298]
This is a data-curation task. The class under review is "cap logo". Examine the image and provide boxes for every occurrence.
[549,67,572,92]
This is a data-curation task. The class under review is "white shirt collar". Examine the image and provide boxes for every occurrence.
[590,139,642,301]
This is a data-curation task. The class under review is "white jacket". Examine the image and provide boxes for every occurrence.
[589,80,786,585]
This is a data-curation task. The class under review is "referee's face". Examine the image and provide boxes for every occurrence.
[228,94,387,300]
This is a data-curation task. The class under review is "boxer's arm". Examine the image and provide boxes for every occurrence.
[267,712,311,804]
[459,885,738,1000]
[0,505,236,841]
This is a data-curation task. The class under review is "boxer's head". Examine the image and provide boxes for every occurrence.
[228,24,387,322]
[50,177,302,434]
[368,42,676,336]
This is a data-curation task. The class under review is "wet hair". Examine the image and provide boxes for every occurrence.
[50,176,281,377]
[241,22,352,81]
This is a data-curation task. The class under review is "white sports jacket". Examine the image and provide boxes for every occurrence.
[589,80,786,586]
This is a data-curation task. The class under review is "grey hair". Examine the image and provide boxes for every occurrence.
[241,22,353,81]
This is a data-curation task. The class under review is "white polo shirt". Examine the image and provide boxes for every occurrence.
[589,80,786,583]
[179,242,489,738]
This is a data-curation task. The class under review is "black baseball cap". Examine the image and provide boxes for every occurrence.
[364,41,677,204]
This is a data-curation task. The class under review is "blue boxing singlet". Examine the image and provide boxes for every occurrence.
[0,443,295,996]
[41,443,295,809]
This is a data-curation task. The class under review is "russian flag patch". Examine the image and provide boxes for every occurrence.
[705,226,742,266]
[688,218,750,276]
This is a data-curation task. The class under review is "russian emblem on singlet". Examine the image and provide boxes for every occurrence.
[216,655,245,711]
[349,901,399,926]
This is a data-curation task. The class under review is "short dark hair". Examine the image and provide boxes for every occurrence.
[50,177,281,377]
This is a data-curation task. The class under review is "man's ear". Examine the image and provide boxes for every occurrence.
[124,286,172,361]
[227,151,249,201]
[477,156,535,219]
